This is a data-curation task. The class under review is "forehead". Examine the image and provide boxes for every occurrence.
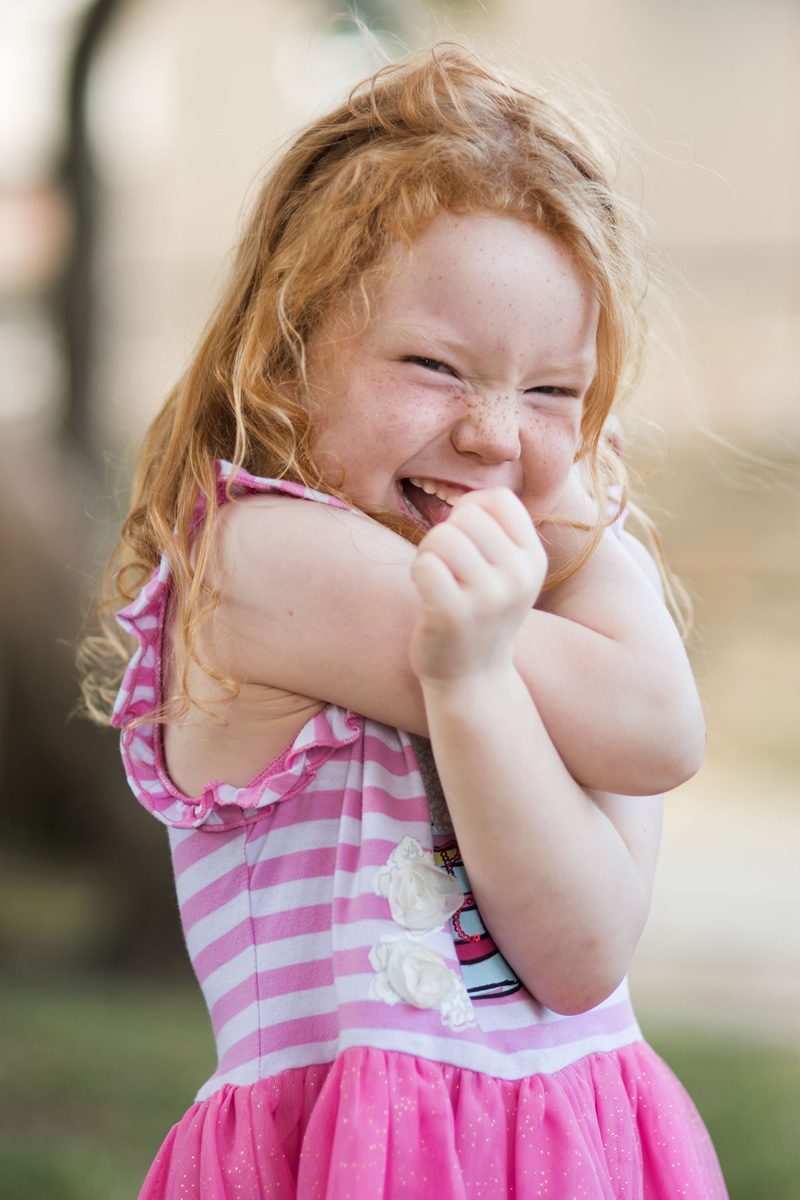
[367,213,598,363]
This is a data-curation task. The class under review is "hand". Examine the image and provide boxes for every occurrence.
[409,488,547,684]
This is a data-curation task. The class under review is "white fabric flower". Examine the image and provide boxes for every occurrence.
[386,940,453,1008]
[373,836,464,934]
[439,977,476,1031]
[369,937,408,1005]
[368,937,476,1028]
[368,938,450,1008]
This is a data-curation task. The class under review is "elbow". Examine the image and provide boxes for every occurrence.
[657,648,707,786]
[536,972,627,1017]
[571,676,706,796]
[588,724,705,797]
[622,683,706,797]
[517,939,636,1017]
[632,725,705,797]
[648,690,706,794]
[670,723,706,789]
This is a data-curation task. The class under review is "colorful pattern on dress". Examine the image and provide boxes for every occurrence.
[433,833,522,1001]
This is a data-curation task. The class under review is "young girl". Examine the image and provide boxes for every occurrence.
[84,44,727,1199]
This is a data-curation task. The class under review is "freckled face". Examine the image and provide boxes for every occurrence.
[307,212,599,526]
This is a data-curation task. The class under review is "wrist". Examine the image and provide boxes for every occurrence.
[418,662,527,713]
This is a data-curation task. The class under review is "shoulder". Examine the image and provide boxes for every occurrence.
[218,491,416,571]
[210,493,418,643]
[537,525,663,621]
[617,530,664,597]
[197,490,428,734]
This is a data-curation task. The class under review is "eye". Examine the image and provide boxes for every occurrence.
[404,356,456,376]
[526,385,580,398]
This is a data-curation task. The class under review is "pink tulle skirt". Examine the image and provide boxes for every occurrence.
[140,1043,727,1199]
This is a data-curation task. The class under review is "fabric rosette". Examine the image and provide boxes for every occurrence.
[370,837,474,1030]
[372,836,464,934]
[368,936,475,1030]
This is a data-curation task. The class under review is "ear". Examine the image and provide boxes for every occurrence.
[601,413,625,460]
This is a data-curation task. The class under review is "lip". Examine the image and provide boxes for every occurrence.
[399,476,479,500]
[398,475,523,500]
[395,479,429,527]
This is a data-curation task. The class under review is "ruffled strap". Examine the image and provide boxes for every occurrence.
[111,462,360,831]
[207,459,352,521]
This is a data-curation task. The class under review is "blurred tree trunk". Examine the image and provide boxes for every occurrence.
[0,426,186,972]
[1,0,189,975]
[60,0,123,465]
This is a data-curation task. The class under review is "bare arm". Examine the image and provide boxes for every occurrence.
[409,489,662,1013]
[210,491,703,794]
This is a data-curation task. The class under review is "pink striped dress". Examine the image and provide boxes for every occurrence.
[113,463,727,1199]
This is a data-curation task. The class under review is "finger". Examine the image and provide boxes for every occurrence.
[453,488,540,553]
[444,499,537,573]
[418,521,543,616]
[417,519,500,589]
[449,491,547,594]
[411,548,467,616]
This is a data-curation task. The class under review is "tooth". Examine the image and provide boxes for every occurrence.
[406,477,459,505]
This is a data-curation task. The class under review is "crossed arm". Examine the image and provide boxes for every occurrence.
[410,490,664,1013]
[216,491,704,796]
[208,487,699,1010]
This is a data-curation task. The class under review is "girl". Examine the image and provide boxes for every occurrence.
[84,44,726,1199]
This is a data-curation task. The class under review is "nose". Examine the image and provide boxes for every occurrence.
[451,391,522,464]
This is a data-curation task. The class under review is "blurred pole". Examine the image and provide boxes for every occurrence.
[60,0,125,472]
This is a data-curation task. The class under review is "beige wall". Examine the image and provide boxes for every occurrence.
[464,0,800,437]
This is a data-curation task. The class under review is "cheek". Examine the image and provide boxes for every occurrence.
[380,376,461,439]
[521,417,581,504]
[528,415,581,469]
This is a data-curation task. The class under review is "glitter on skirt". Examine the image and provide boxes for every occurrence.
[139,1042,728,1199]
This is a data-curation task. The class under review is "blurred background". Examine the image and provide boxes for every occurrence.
[0,0,797,1197]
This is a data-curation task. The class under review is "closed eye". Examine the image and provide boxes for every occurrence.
[527,385,580,398]
[404,356,456,376]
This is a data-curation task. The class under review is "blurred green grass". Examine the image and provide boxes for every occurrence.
[1,975,799,1199]
[0,975,213,1200]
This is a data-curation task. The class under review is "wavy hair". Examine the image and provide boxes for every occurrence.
[81,41,661,723]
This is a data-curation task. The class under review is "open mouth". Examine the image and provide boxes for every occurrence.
[398,478,462,528]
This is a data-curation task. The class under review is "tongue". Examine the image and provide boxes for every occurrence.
[404,480,453,527]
